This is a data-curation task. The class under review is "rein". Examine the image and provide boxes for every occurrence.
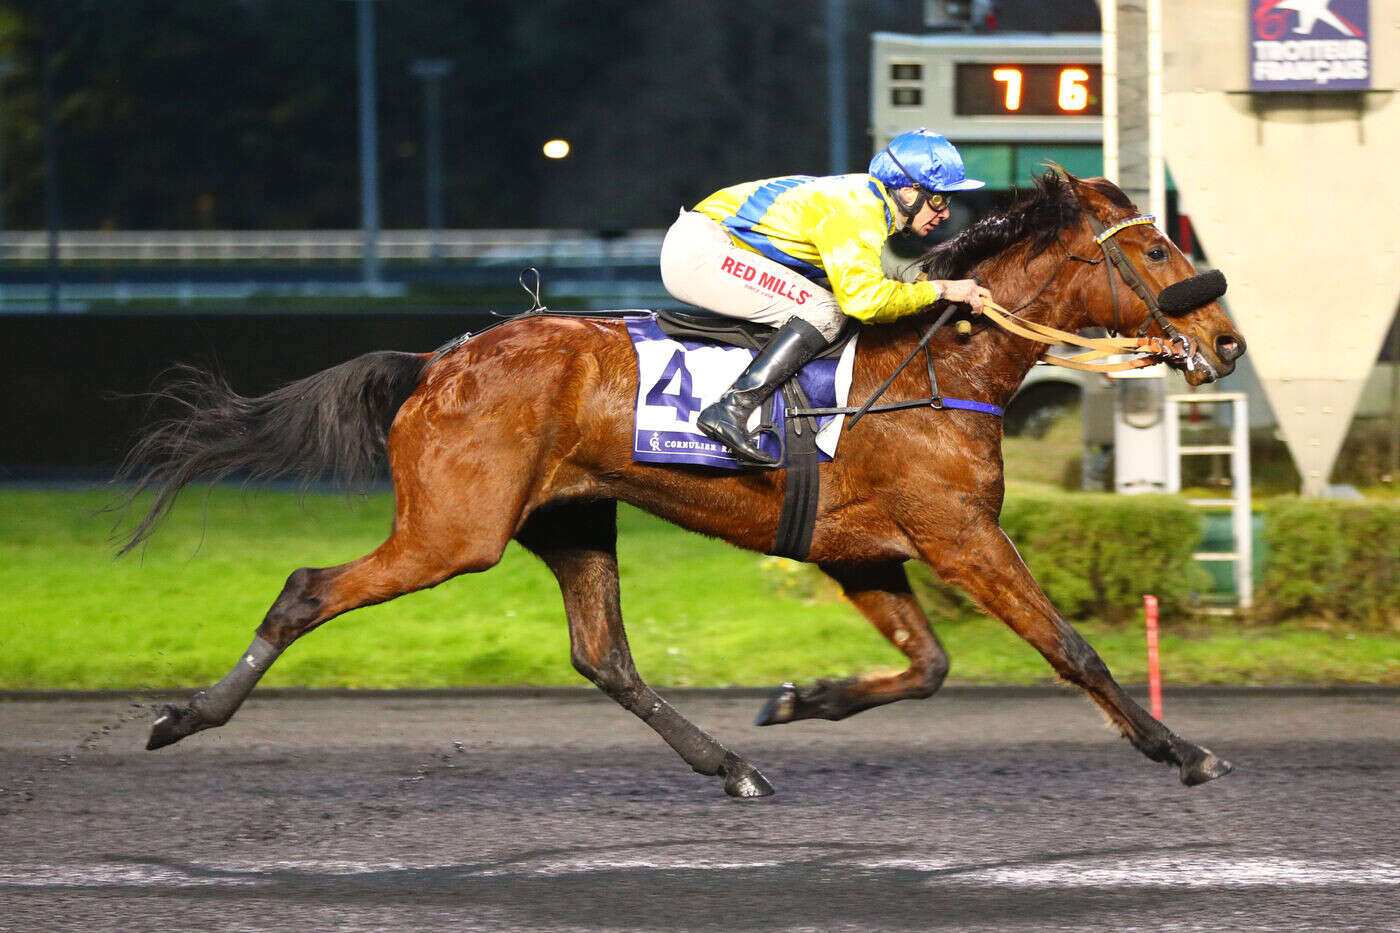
[839,301,960,427]
[977,212,1198,375]
[977,300,1191,374]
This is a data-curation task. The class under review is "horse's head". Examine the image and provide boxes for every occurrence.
[1062,173,1246,385]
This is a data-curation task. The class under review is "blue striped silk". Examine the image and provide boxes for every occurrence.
[866,180,893,229]
[720,176,829,283]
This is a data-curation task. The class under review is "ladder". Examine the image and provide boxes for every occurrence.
[1164,393,1252,609]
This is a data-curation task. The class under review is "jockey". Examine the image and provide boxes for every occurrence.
[660,127,994,466]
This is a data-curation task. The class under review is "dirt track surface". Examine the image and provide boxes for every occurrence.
[1,688,1398,931]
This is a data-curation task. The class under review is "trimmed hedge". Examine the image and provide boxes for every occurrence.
[906,493,1400,629]
[910,493,1210,624]
[1258,499,1400,628]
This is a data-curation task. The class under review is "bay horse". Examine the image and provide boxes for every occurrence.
[120,171,1247,797]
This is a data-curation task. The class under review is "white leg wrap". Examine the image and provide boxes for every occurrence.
[189,636,283,725]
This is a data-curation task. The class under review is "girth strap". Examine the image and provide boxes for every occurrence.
[770,376,821,560]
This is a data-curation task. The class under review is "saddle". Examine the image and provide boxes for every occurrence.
[656,307,858,360]
[654,307,859,562]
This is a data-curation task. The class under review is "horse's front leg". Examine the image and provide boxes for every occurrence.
[517,500,773,798]
[925,521,1233,786]
[757,561,949,725]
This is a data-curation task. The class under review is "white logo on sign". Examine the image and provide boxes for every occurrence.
[1275,0,1361,37]
[649,432,661,452]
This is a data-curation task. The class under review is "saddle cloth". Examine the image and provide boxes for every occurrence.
[625,314,857,469]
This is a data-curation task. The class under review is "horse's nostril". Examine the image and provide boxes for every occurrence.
[1215,334,1246,362]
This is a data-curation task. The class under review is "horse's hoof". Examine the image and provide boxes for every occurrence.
[720,755,775,798]
[146,705,203,750]
[755,682,798,726]
[1179,747,1235,786]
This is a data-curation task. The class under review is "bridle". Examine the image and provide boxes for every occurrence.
[1082,213,1184,341]
[973,206,1223,374]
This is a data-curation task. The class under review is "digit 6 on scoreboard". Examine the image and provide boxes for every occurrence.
[1058,67,1090,112]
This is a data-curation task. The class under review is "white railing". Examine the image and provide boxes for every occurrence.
[0,229,667,263]
[1165,392,1253,610]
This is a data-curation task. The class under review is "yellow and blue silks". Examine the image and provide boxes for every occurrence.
[692,173,944,324]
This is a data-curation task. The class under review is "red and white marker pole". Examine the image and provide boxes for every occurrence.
[1143,594,1163,720]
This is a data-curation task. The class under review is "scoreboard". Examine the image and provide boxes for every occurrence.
[955,63,1101,117]
[872,32,1103,146]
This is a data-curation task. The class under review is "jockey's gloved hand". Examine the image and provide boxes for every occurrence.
[935,279,993,312]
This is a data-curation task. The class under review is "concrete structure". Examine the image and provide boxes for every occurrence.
[1159,0,1400,495]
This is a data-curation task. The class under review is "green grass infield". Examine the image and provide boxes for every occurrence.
[2,488,1396,690]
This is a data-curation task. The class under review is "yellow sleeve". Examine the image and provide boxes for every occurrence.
[806,210,942,324]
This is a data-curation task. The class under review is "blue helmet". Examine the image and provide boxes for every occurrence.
[869,128,984,197]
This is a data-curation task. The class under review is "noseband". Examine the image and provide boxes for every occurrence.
[1081,212,1226,340]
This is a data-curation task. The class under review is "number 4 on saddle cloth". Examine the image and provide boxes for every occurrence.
[626,311,859,470]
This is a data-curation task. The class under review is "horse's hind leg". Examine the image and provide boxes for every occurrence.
[927,521,1233,787]
[147,477,519,750]
[517,500,773,798]
[757,561,949,725]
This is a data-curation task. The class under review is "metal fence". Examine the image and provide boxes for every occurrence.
[0,229,667,263]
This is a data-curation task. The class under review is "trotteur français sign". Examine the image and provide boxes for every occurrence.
[1249,0,1371,90]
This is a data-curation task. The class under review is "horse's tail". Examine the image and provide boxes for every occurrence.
[113,350,429,554]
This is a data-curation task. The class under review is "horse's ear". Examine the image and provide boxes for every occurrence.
[1039,161,1084,206]
[1042,161,1079,186]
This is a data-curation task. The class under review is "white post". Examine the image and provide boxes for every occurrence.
[1231,396,1253,609]
[1101,0,1119,182]
[1164,394,1181,494]
[1147,0,1167,225]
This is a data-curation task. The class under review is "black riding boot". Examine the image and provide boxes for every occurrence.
[697,317,830,466]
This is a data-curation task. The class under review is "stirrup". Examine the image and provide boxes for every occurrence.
[696,317,830,465]
[697,397,777,465]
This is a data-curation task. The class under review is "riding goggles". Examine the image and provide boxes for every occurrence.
[881,146,952,217]
[924,192,951,212]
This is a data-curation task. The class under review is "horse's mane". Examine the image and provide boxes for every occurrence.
[922,170,1089,280]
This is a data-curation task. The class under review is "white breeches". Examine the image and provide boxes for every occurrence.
[659,210,847,341]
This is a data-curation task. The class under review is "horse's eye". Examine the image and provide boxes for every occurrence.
[1146,247,1168,262]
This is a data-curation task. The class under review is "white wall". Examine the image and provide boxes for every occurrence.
[1158,0,1400,494]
